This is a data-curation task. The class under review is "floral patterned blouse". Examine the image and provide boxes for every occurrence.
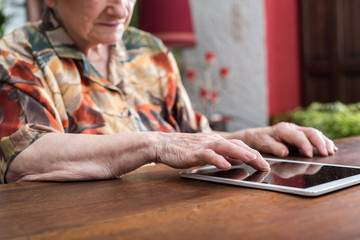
[0,9,210,183]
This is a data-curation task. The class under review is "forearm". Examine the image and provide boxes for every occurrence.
[6,130,273,183]
[6,132,157,183]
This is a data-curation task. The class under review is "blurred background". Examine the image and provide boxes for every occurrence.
[2,0,360,137]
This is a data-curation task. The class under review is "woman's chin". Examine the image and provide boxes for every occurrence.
[94,36,121,45]
[96,33,123,45]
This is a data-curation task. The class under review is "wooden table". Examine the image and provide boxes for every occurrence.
[1,137,360,240]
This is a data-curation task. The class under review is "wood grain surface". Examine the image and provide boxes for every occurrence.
[1,137,360,240]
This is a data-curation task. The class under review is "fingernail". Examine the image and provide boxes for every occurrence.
[281,149,289,157]
[322,145,329,155]
[262,161,271,171]
[223,161,231,169]
[307,150,313,158]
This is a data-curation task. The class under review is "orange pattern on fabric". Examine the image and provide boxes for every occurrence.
[63,59,77,69]
[73,93,105,126]
[164,76,176,109]
[0,90,21,136]
[151,52,173,72]
[45,109,63,132]
[136,103,173,132]
[13,82,56,117]
[10,61,42,86]
[61,119,69,130]
[0,12,210,183]
[0,49,9,56]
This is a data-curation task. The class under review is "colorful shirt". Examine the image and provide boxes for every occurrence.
[0,9,210,183]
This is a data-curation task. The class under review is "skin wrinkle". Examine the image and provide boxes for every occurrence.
[116,136,152,175]
[29,134,106,180]
[155,132,253,170]
[3,1,338,183]
[48,0,135,78]
[12,132,157,182]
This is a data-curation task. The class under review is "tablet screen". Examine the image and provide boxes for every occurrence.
[187,159,360,189]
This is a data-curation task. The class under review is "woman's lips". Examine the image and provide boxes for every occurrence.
[99,23,122,29]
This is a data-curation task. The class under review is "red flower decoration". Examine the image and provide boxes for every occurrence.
[199,88,208,100]
[186,69,196,82]
[210,90,218,103]
[220,66,230,80]
[205,51,216,64]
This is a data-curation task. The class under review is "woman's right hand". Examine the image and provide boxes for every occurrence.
[6,131,270,183]
[153,132,270,171]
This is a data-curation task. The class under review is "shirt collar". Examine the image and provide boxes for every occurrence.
[41,8,128,62]
[42,8,83,59]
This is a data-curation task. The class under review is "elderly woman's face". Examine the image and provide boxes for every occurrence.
[46,0,136,48]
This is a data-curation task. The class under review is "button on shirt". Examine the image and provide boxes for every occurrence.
[0,9,210,183]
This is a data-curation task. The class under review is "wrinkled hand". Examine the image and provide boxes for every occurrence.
[154,132,270,171]
[235,122,338,158]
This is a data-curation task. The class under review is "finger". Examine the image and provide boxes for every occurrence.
[252,134,290,157]
[207,138,255,160]
[300,127,330,156]
[216,139,270,171]
[225,156,244,165]
[303,128,338,156]
[324,137,337,155]
[278,126,314,157]
[198,148,232,170]
[227,139,270,171]
[325,138,334,155]
[229,139,263,159]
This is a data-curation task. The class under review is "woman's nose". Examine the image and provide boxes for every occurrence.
[106,1,128,18]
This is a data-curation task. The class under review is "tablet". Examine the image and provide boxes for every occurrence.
[180,158,360,196]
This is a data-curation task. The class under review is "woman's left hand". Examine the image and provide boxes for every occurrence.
[223,122,338,158]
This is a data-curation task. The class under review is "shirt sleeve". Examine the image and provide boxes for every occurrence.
[0,124,56,184]
[0,48,62,184]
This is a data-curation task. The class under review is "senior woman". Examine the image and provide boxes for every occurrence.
[0,0,337,184]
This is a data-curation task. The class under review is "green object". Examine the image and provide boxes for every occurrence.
[129,0,140,28]
[0,1,11,38]
[290,102,360,139]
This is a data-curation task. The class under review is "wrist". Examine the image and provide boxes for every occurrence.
[226,129,248,141]
[150,131,168,164]
[143,132,161,164]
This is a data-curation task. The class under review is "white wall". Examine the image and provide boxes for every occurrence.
[182,0,268,131]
